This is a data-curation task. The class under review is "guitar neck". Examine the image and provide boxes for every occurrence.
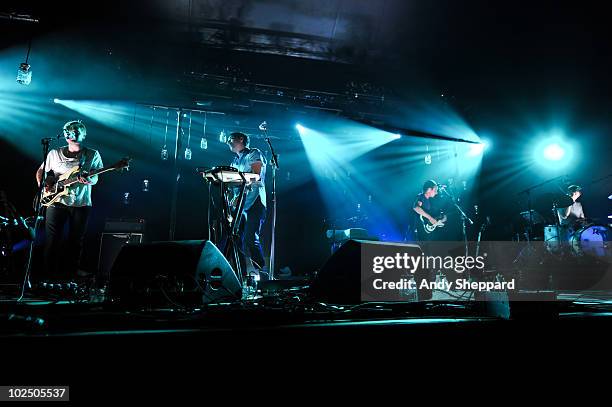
[89,166,117,177]
[63,166,117,186]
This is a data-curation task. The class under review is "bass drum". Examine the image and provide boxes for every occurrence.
[570,225,609,257]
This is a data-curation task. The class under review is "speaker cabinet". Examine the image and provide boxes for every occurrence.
[310,239,425,304]
[98,232,144,286]
[109,240,241,306]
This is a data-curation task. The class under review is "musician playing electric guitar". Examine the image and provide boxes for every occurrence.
[412,180,446,241]
[35,120,103,283]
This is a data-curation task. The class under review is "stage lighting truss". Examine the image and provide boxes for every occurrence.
[184,71,389,115]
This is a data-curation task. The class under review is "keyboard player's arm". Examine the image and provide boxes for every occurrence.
[250,161,262,176]
[229,162,262,208]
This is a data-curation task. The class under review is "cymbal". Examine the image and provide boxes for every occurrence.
[534,193,574,210]
[517,209,546,224]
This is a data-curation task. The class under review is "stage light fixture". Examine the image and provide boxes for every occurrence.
[468,139,489,156]
[533,134,575,170]
[295,123,304,132]
[53,98,60,104]
[543,143,565,161]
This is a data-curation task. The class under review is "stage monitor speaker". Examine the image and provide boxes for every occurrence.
[98,232,144,286]
[109,240,241,306]
[310,239,426,304]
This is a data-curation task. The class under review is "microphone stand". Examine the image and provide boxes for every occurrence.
[19,137,54,300]
[168,110,183,241]
[261,123,279,280]
[440,186,473,258]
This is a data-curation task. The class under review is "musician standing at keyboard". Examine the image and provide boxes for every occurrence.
[35,120,103,282]
[227,132,267,275]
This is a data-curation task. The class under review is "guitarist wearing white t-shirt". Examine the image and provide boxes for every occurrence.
[35,120,103,282]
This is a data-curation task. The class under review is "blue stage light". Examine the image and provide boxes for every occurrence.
[543,143,565,160]
[533,133,575,170]
[468,139,489,156]
[469,143,484,156]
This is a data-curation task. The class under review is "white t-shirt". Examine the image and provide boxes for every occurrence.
[557,201,585,226]
[230,148,267,210]
[42,147,103,207]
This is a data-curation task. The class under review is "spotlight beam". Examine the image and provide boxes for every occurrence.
[350,118,481,144]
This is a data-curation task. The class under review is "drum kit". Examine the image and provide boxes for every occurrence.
[514,192,610,258]
[1,191,37,279]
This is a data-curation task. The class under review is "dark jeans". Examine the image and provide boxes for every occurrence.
[240,197,266,271]
[43,204,91,281]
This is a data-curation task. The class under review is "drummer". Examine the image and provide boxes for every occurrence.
[557,185,586,228]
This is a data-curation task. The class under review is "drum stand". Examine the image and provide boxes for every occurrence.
[551,202,564,254]
[514,180,558,269]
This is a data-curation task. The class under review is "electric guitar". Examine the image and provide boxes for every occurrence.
[419,212,447,234]
[38,157,131,207]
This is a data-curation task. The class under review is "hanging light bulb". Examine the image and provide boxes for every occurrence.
[161,111,169,160]
[200,112,208,149]
[16,63,32,85]
[16,40,32,85]
[184,112,192,160]
[424,145,432,165]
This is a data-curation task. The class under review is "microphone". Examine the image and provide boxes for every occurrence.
[63,129,79,141]
[259,121,267,131]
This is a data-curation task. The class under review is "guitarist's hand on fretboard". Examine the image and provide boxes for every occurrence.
[76,175,93,185]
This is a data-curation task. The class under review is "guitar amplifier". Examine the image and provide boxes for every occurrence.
[98,219,146,286]
[104,218,146,233]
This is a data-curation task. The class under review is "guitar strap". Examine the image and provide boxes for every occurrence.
[77,147,89,176]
